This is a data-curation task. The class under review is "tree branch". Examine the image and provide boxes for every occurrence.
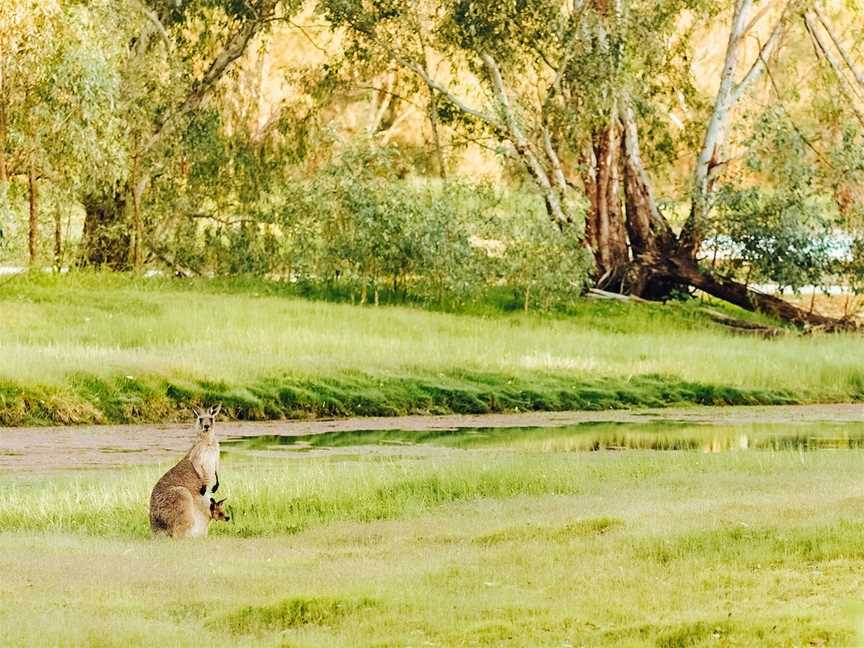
[680,0,752,256]
[812,6,864,92]
[804,12,864,127]
[342,18,502,131]
[130,0,172,50]
[480,52,572,228]
[731,1,789,104]
[143,0,279,154]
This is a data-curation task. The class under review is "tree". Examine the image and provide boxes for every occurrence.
[77,0,301,270]
[0,0,123,265]
[320,0,858,326]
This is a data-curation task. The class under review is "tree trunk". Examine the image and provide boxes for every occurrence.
[428,89,447,179]
[0,56,6,188]
[129,166,147,273]
[28,164,38,265]
[53,207,62,270]
[80,189,130,270]
[666,257,845,328]
[613,103,852,328]
[584,122,629,289]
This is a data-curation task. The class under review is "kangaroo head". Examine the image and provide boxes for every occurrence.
[192,404,222,437]
[210,497,230,522]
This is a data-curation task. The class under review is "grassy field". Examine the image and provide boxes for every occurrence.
[2,272,864,425]
[3,436,864,646]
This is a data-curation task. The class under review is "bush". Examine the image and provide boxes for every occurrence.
[179,144,593,311]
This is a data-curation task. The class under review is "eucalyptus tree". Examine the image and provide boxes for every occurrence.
[321,0,859,326]
[76,0,302,270]
[0,0,123,265]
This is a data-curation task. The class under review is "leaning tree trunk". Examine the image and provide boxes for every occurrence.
[80,189,131,270]
[664,257,842,328]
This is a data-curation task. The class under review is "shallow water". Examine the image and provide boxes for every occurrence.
[221,420,864,457]
[4,405,864,473]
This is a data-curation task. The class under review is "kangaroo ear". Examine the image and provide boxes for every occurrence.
[217,498,227,505]
[211,403,222,417]
[210,497,216,505]
[191,407,200,418]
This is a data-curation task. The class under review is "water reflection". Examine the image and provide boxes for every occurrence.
[222,421,864,456]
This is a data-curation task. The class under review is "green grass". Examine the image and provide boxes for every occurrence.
[4,445,864,645]
[1,271,862,425]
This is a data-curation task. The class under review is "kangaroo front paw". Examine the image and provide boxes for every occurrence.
[199,484,207,496]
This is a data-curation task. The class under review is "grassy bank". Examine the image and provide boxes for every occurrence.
[3,446,864,645]
[1,272,862,425]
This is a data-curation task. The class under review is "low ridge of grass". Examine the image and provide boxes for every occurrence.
[1,271,862,425]
[0,370,796,426]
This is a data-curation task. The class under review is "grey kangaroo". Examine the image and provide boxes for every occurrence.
[149,405,224,537]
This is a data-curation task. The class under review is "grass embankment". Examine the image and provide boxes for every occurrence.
[2,447,864,645]
[2,272,863,425]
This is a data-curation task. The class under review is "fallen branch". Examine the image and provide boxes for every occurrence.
[700,308,785,337]
[587,288,649,303]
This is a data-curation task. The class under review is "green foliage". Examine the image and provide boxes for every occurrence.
[710,107,841,292]
[483,209,591,311]
[168,144,591,309]
[712,186,836,291]
[0,0,124,255]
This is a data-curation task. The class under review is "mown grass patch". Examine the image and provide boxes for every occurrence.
[3,443,864,645]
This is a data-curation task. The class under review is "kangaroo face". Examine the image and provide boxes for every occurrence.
[210,497,230,522]
[192,404,222,435]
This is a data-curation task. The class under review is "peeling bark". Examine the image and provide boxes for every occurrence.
[585,122,628,286]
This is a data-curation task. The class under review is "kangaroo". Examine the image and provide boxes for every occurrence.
[187,404,222,495]
[149,405,224,538]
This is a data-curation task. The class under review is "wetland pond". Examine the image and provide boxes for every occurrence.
[4,405,864,472]
[221,420,864,460]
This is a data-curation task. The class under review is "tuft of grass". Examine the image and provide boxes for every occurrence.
[212,596,380,635]
[637,519,864,566]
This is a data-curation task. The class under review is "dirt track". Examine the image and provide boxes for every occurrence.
[1,403,862,473]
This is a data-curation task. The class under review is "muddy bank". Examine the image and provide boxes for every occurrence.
[1,403,862,473]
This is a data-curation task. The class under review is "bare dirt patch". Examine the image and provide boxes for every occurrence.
[1,403,862,474]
